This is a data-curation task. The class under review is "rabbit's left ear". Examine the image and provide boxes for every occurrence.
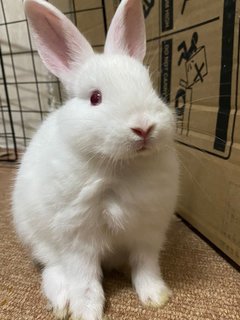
[104,0,146,62]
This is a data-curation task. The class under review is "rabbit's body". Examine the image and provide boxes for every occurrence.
[14,110,178,264]
[13,55,178,267]
[13,1,179,319]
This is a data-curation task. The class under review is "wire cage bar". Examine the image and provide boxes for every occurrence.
[0,46,17,161]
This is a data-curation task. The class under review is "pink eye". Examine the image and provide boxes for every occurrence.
[90,90,102,106]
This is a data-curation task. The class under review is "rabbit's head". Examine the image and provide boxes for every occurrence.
[25,0,175,161]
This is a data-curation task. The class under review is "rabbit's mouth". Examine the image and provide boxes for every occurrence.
[133,139,154,154]
[136,143,148,153]
[137,146,147,152]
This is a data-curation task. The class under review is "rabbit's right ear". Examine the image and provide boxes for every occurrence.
[24,0,94,85]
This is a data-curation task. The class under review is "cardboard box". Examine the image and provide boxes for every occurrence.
[159,0,240,265]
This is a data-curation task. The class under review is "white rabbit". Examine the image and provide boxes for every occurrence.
[12,0,179,319]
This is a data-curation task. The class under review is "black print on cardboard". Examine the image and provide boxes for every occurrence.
[143,0,155,18]
[175,88,186,118]
[178,32,198,66]
[177,32,208,89]
[175,32,208,131]
[181,0,190,15]
[161,0,173,31]
[161,39,173,103]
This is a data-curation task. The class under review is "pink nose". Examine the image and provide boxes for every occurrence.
[131,125,154,139]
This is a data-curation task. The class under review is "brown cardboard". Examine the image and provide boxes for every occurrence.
[161,8,239,158]
[161,0,222,34]
[177,145,240,265]
[158,0,240,265]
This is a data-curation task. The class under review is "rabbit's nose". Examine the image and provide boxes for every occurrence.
[131,125,154,139]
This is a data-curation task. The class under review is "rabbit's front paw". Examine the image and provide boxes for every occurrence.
[53,305,69,320]
[43,266,104,320]
[135,279,171,308]
[43,266,69,319]
[67,284,104,320]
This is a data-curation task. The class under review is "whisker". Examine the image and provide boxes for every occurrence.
[162,144,218,207]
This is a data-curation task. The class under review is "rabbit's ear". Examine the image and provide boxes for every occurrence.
[104,0,146,62]
[24,0,94,83]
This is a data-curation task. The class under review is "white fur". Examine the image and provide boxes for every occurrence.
[13,1,179,320]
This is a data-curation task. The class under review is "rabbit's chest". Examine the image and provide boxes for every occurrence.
[65,164,174,234]
[67,180,128,231]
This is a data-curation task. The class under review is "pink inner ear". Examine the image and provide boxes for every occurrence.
[124,5,145,59]
[42,12,70,71]
[25,0,94,80]
[29,5,70,75]
[104,0,146,61]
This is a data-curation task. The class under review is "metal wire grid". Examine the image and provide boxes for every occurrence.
[0,0,108,161]
[0,45,17,161]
